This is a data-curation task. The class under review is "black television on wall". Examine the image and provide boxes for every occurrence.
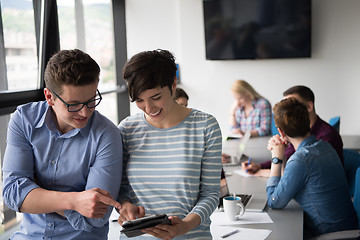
[203,0,311,60]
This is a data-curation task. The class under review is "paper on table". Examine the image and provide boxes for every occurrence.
[234,169,256,178]
[110,208,120,222]
[210,226,272,240]
[210,211,273,225]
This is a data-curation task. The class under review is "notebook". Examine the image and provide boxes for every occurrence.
[223,130,251,166]
[219,173,267,212]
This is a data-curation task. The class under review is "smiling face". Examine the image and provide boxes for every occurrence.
[135,83,177,128]
[44,83,99,134]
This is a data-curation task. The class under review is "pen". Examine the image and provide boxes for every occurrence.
[245,157,251,173]
[221,229,240,238]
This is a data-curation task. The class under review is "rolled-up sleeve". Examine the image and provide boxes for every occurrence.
[2,110,40,212]
[64,129,123,231]
[266,159,307,209]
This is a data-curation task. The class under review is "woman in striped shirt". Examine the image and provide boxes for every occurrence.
[116,49,223,239]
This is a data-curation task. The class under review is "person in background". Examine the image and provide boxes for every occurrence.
[266,97,357,239]
[2,49,122,239]
[116,49,222,239]
[229,79,271,137]
[223,79,271,164]
[243,85,344,174]
[174,87,189,107]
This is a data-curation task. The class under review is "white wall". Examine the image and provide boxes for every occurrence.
[125,0,360,135]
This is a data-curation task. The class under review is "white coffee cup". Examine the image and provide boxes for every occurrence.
[223,196,245,221]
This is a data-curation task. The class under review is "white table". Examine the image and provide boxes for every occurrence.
[222,137,304,240]
[223,165,303,240]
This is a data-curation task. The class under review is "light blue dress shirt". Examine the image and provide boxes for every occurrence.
[2,101,123,239]
[267,135,357,237]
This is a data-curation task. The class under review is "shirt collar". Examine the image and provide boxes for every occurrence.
[310,115,321,133]
[240,99,257,111]
[297,135,316,151]
[35,104,92,138]
[35,104,54,130]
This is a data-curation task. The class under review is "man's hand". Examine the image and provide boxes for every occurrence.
[117,201,145,224]
[72,188,121,218]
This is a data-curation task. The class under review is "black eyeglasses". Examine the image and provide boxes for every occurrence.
[49,89,102,112]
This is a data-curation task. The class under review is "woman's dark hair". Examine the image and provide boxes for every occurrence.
[174,88,189,101]
[44,49,100,95]
[122,49,177,102]
[273,97,310,138]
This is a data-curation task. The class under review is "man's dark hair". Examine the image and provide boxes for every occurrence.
[283,85,315,104]
[273,97,310,138]
[44,49,100,95]
[122,49,177,102]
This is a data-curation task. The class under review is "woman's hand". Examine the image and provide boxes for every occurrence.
[117,201,145,225]
[267,135,286,160]
[230,100,239,116]
[142,216,191,240]
[229,101,240,127]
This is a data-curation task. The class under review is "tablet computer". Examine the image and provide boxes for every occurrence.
[121,214,171,238]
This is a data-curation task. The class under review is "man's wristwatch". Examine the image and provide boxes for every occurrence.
[271,157,283,164]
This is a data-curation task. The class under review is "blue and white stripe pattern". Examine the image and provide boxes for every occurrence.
[118,109,222,239]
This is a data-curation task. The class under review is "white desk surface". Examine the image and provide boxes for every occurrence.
[223,165,303,240]
[222,136,303,240]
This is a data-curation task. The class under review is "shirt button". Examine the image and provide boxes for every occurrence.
[272,197,275,201]
[51,160,56,165]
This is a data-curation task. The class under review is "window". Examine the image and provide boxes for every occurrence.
[1,0,38,91]
[58,0,118,123]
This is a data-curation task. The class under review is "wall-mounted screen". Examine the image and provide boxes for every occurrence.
[203,0,311,60]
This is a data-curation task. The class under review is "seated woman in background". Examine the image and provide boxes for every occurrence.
[266,97,357,239]
[174,87,189,107]
[229,79,271,137]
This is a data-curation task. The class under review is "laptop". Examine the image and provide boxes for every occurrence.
[218,173,267,212]
[222,130,251,166]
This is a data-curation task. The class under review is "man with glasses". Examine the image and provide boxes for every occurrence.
[2,49,123,239]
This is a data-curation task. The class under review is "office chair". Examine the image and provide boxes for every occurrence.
[309,167,360,240]
[328,116,340,132]
[271,113,279,136]
[344,149,360,197]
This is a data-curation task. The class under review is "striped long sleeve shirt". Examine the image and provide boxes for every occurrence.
[117,109,222,239]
